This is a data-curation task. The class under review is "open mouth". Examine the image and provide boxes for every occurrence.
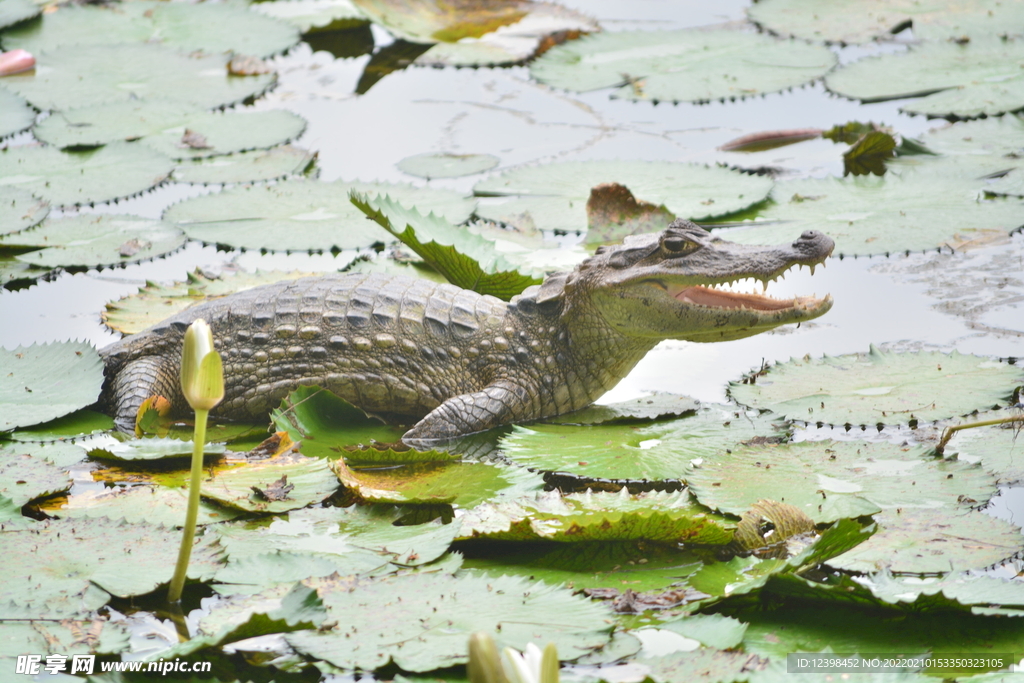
[670,285,816,311]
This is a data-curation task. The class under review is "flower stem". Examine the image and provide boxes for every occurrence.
[168,408,208,603]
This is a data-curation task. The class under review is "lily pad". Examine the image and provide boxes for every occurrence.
[86,437,227,462]
[1,517,222,609]
[163,178,474,252]
[0,341,104,432]
[457,489,735,544]
[726,170,1024,256]
[0,450,71,507]
[825,38,1024,118]
[943,422,1024,485]
[910,115,1024,184]
[748,0,1024,44]
[398,152,500,179]
[34,101,307,160]
[0,185,47,237]
[728,346,1022,426]
[530,27,836,103]
[201,452,339,513]
[0,142,173,208]
[47,485,239,527]
[547,393,699,426]
[0,85,34,140]
[0,440,87,469]
[500,405,788,484]
[102,268,317,335]
[173,145,316,185]
[2,0,299,58]
[2,43,276,111]
[826,507,1024,574]
[638,648,770,683]
[286,572,613,671]
[352,191,540,300]
[474,161,774,232]
[0,0,38,30]
[3,214,185,268]
[252,0,367,33]
[686,440,997,524]
[0,619,130,660]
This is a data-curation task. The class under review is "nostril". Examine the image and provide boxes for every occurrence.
[799,230,819,240]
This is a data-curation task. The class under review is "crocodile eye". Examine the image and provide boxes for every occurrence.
[662,236,694,254]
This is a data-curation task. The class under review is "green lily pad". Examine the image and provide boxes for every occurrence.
[547,393,699,426]
[460,541,708,593]
[47,484,239,527]
[687,440,997,525]
[0,85,34,140]
[102,268,317,335]
[866,571,1024,614]
[728,346,1022,426]
[638,648,770,683]
[285,572,613,671]
[86,437,227,462]
[173,145,316,185]
[825,38,1024,118]
[201,452,339,513]
[827,507,1023,574]
[0,440,87,468]
[530,27,836,103]
[0,0,38,30]
[500,405,788,484]
[0,142,173,208]
[6,409,112,442]
[658,614,748,651]
[0,619,130,660]
[943,422,1024,485]
[457,489,735,544]
[1,517,222,608]
[2,214,185,268]
[2,0,298,58]
[251,0,367,33]
[352,191,541,300]
[335,456,544,508]
[163,178,474,252]
[398,152,500,179]
[34,101,307,160]
[2,43,276,111]
[0,185,47,237]
[0,254,47,287]
[748,0,1024,44]
[0,341,104,432]
[0,450,70,507]
[910,115,1024,183]
[473,161,774,233]
[726,170,1024,257]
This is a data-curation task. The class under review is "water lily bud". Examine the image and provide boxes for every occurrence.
[468,632,507,683]
[180,319,224,412]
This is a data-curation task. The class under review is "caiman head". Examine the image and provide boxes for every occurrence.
[551,219,835,343]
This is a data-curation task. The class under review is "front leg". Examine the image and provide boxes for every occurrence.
[401,381,534,445]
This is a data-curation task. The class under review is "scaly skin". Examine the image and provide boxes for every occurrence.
[99,221,835,443]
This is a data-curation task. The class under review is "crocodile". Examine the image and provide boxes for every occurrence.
[99,220,834,443]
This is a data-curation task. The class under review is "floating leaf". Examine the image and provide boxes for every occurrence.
[2,214,185,268]
[2,0,298,58]
[547,393,699,426]
[352,191,540,300]
[719,128,823,153]
[286,572,613,671]
[585,182,676,246]
[0,619,130,659]
[252,0,367,33]
[86,437,227,462]
[397,152,500,179]
[474,161,773,232]
[34,101,307,160]
[825,38,1024,118]
[729,347,1022,426]
[2,43,276,111]
[0,0,38,30]
[749,0,1024,45]
[904,115,1024,193]
[164,178,474,252]
[0,254,47,287]
[658,614,748,651]
[173,145,316,185]
[0,449,70,507]
[5,409,112,443]
[102,268,316,335]
[944,422,1024,485]
[726,171,1024,257]
[530,28,836,103]
[201,452,339,513]
[0,85,34,140]
[0,142,173,208]
[1,518,222,608]
[457,488,735,544]
[0,341,104,432]
[638,648,769,683]
[826,508,1023,574]
[46,485,239,527]
[843,130,896,177]
[687,440,997,524]
[0,185,47,237]
[500,405,787,484]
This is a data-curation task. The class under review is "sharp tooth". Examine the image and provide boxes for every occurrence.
[810,264,816,276]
